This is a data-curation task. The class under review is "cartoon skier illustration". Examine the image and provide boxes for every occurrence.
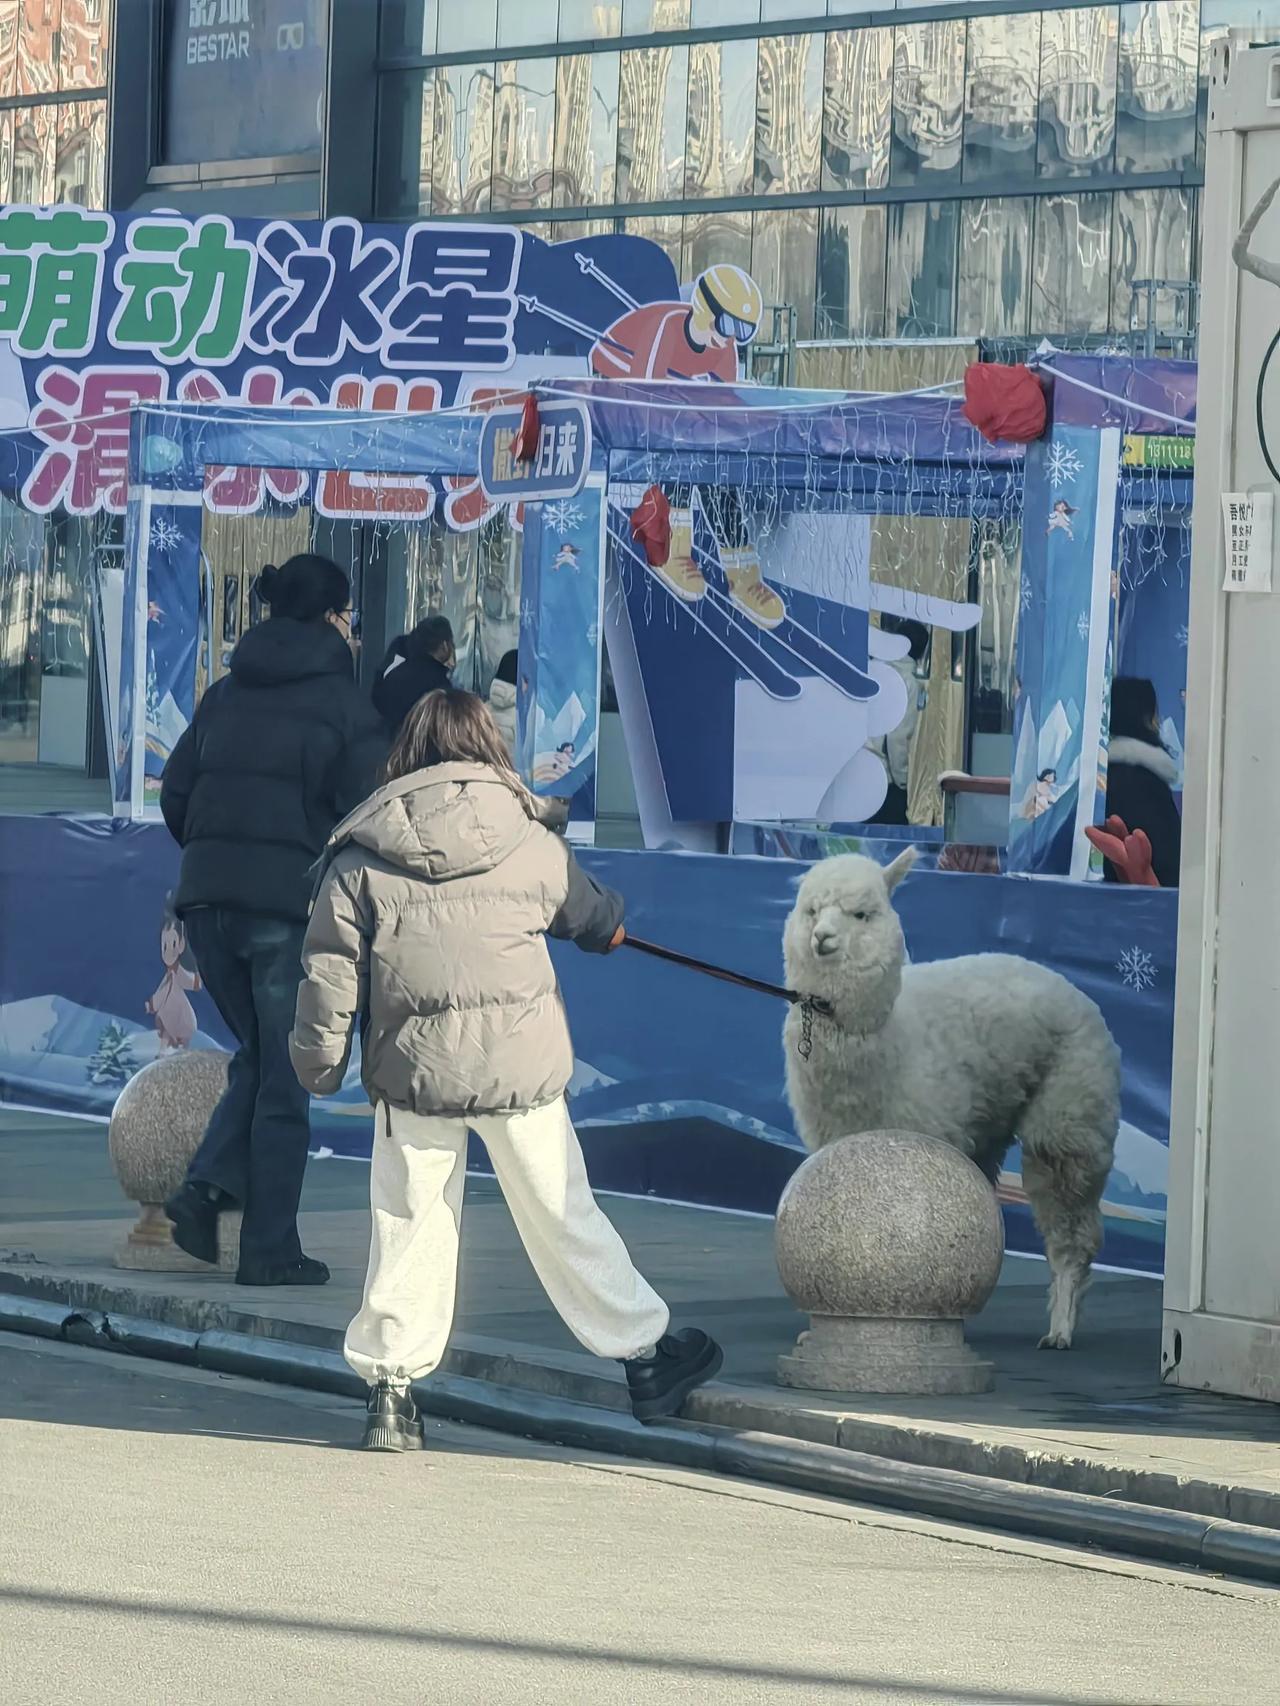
[553,541,580,572]
[1048,500,1077,539]
[590,264,782,628]
[146,896,201,1051]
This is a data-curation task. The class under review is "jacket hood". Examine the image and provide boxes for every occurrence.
[323,762,534,881]
[1109,736,1178,785]
[488,679,517,711]
[230,617,354,688]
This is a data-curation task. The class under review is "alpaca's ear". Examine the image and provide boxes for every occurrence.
[883,847,917,892]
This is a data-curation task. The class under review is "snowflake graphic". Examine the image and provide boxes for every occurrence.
[149,514,183,556]
[519,604,537,632]
[1046,441,1084,489]
[585,622,599,648]
[1076,609,1090,640]
[544,498,585,538]
[1116,945,1157,993]
[1019,576,1034,612]
[1175,623,1189,649]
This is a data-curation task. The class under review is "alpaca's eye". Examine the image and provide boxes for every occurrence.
[852,910,870,922]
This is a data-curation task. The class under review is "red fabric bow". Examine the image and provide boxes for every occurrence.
[961,363,1047,445]
[512,392,540,462]
[1084,816,1159,886]
[630,484,672,567]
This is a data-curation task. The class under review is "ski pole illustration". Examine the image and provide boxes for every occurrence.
[574,251,639,312]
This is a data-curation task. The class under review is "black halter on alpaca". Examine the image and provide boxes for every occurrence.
[620,936,831,1058]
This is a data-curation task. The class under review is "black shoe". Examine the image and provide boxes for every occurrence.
[163,1180,225,1265]
[234,1254,330,1287]
[625,1329,723,1424]
[362,1381,425,1453]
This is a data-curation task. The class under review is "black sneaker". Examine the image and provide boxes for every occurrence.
[625,1329,723,1424]
[163,1179,225,1265]
[234,1254,330,1287]
[362,1381,425,1453]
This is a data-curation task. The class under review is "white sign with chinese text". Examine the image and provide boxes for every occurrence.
[1221,491,1275,593]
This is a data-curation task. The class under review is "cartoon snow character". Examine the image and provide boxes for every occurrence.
[532,743,576,786]
[1020,767,1059,820]
[1048,500,1077,539]
[145,897,201,1051]
[589,264,784,630]
[553,542,580,572]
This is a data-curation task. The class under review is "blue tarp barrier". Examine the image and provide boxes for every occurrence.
[0,815,1174,1272]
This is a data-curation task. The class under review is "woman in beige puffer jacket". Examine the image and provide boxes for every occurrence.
[291,687,722,1451]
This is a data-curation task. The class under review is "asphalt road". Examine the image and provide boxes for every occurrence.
[0,1333,1275,1706]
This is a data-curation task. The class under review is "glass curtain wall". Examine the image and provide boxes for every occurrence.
[0,0,112,768]
[375,1,1248,347]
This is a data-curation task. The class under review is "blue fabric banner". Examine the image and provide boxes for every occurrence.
[0,816,1174,1273]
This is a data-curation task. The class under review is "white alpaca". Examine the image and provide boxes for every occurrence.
[782,849,1120,1350]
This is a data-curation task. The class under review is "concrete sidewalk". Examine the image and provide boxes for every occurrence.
[4,1109,1279,1530]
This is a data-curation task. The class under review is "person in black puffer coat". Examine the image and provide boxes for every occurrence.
[371,613,455,737]
[159,554,386,1286]
[1105,676,1181,889]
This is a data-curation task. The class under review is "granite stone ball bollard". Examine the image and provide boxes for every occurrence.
[107,1048,240,1272]
[775,1130,1004,1395]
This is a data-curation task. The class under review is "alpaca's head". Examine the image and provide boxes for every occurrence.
[784,849,915,1030]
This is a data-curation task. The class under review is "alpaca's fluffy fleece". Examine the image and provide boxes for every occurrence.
[783,849,1120,1349]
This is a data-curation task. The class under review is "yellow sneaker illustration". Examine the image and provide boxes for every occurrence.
[723,547,785,630]
[652,507,707,603]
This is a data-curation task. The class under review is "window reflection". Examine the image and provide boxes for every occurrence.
[54,97,104,205]
[816,204,887,339]
[558,0,620,37]
[1038,8,1118,179]
[554,51,619,207]
[751,206,817,338]
[1116,0,1198,175]
[550,216,616,244]
[59,0,108,90]
[1111,185,1194,333]
[376,71,432,217]
[0,110,12,199]
[17,0,58,98]
[686,37,756,200]
[885,201,959,337]
[498,0,556,50]
[1032,192,1113,334]
[622,0,689,30]
[12,104,53,202]
[892,20,965,188]
[0,0,17,99]
[431,63,496,216]
[684,206,752,278]
[822,27,891,192]
[492,57,556,211]
[691,0,755,20]
[437,0,497,54]
[956,197,1034,338]
[964,13,1040,184]
[755,32,822,194]
[618,44,688,203]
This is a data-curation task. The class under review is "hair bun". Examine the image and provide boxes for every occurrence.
[258,564,279,605]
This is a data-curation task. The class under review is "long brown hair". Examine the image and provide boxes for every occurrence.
[385,687,528,799]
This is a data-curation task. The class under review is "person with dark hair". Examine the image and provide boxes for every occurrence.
[869,615,930,826]
[292,688,723,1451]
[372,613,455,737]
[486,648,518,753]
[159,552,386,1287]
[1105,676,1181,888]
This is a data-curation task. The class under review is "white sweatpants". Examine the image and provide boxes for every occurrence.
[344,1096,671,1386]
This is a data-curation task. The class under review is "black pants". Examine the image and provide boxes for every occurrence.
[669,485,749,550]
[184,908,311,1266]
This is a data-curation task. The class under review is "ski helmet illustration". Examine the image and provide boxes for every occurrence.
[689,265,764,346]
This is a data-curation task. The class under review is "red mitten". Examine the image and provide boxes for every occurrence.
[630,484,672,567]
[512,392,540,462]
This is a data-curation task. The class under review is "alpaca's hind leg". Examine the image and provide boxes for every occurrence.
[1020,1149,1108,1350]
